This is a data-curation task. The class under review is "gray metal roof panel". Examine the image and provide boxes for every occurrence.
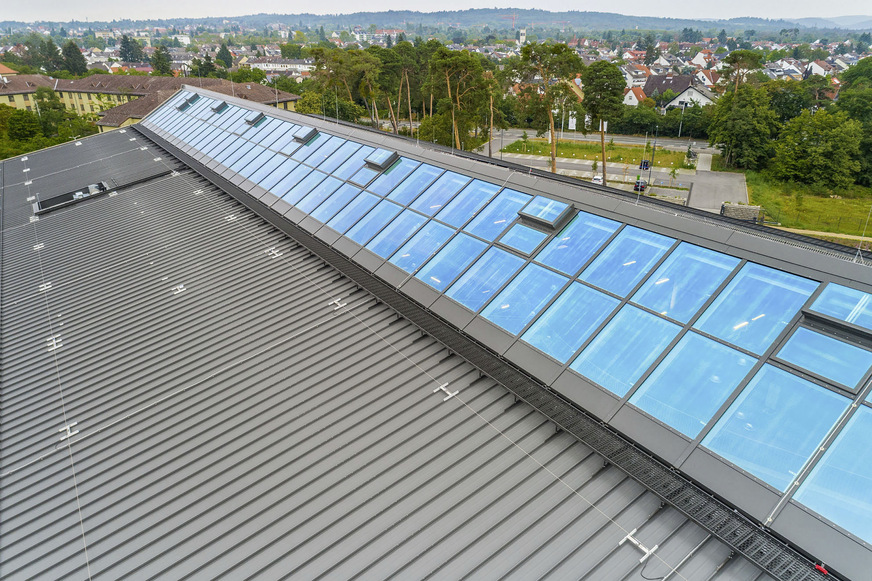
[2,132,769,580]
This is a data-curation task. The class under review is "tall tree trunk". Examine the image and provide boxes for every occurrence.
[445,71,461,150]
[600,121,608,186]
[547,108,557,173]
[386,96,399,134]
[396,76,404,133]
[488,91,494,158]
[406,72,414,137]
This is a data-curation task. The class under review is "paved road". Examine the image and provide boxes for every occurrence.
[486,128,719,154]
[489,151,747,212]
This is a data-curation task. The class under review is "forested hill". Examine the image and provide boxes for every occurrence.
[3,9,868,33]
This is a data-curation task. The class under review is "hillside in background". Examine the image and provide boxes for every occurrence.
[1,9,871,33]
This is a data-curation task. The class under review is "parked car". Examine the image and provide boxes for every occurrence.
[591,175,603,185]
[633,179,648,192]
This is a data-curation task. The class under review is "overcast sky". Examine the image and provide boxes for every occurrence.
[6,0,870,23]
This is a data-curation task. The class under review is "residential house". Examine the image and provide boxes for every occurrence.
[665,84,717,109]
[622,86,647,106]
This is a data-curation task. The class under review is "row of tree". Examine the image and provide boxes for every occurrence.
[708,57,872,189]
[294,40,627,182]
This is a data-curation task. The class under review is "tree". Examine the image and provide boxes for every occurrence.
[840,56,872,90]
[151,45,172,76]
[723,49,762,92]
[7,109,42,141]
[427,47,486,150]
[582,60,626,185]
[708,85,779,169]
[280,43,304,59]
[216,43,233,69]
[61,40,87,75]
[643,33,659,66]
[508,42,584,172]
[717,29,728,45]
[119,35,144,62]
[294,90,365,122]
[771,109,861,189]
[764,79,811,123]
[34,87,66,136]
[39,37,64,72]
[833,87,872,186]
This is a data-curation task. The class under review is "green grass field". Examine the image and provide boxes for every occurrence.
[747,171,872,237]
[501,138,691,169]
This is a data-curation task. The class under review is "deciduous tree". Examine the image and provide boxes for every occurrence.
[507,42,584,172]
[708,85,778,169]
[771,109,861,189]
[582,60,625,185]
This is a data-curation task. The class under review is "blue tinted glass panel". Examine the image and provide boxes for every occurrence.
[248,154,287,185]
[259,158,299,191]
[259,122,292,149]
[535,211,620,276]
[296,176,343,214]
[445,247,525,312]
[303,135,345,167]
[630,332,755,438]
[522,283,618,363]
[317,141,360,173]
[248,117,281,142]
[290,133,327,162]
[346,200,403,245]
[282,170,327,206]
[349,166,380,187]
[236,148,272,177]
[694,263,818,354]
[390,222,454,273]
[328,191,380,233]
[310,183,362,224]
[269,125,300,153]
[368,158,420,196]
[271,165,311,197]
[464,189,532,241]
[811,284,872,332]
[278,135,303,157]
[216,140,255,165]
[580,227,674,298]
[702,365,848,491]
[435,180,501,228]
[794,407,872,543]
[202,133,236,158]
[500,224,547,254]
[409,172,469,216]
[777,327,872,388]
[190,125,223,149]
[366,209,427,258]
[632,243,740,323]
[230,145,267,173]
[415,234,487,291]
[387,164,442,205]
[521,196,569,224]
[570,305,680,397]
[480,264,567,335]
[333,145,375,180]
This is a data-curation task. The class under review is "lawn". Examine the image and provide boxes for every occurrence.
[747,171,872,237]
[501,138,691,169]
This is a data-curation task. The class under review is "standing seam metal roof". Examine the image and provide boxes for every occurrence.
[1,130,775,580]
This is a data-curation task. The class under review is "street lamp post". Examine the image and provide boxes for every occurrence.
[648,125,658,185]
[677,102,687,138]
